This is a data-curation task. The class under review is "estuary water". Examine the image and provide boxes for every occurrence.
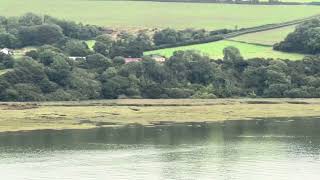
[0,118,320,180]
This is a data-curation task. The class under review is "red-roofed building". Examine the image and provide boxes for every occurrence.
[124,58,142,64]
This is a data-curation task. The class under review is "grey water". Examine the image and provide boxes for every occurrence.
[1,118,320,180]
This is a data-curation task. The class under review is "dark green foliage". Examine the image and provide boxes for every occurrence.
[25,50,39,59]
[65,40,91,57]
[19,24,64,46]
[92,32,153,58]
[0,53,14,69]
[0,13,103,49]
[102,75,131,99]
[85,53,112,72]
[93,41,109,56]
[0,33,20,48]
[112,56,125,67]
[11,83,45,101]
[66,68,102,99]
[18,13,42,26]
[44,15,102,40]
[153,28,209,46]
[2,45,320,101]
[154,28,181,46]
[165,88,194,98]
[274,18,320,54]
[46,55,71,85]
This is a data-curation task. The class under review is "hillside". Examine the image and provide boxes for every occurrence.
[1,0,320,29]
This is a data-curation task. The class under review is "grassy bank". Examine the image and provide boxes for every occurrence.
[1,99,320,132]
[1,0,320,29]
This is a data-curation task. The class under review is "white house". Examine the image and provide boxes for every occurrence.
[0,48,13,55]
[150,55,166,63]
[69,56,86,60]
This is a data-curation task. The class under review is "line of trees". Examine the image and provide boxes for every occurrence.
[0,13,103,49]
[2,44,320,101]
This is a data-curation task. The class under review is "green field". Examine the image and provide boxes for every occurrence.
[230,25,296,46]
[0,70,7,76]
[145,40,305,60]
[0,0,320,29]
[86,40,96,50]
[0,69,11,76]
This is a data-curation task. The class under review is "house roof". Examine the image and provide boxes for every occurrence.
[124,58,142,64]
[0,48,13,55]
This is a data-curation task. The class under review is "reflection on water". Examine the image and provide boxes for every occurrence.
[1,118,320,180]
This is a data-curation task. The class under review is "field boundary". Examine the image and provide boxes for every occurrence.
[147,14,320,51]
[225,39,273,47]
[119,0,314,6]
[222,15,317,39]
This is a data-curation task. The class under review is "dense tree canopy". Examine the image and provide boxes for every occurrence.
[1,14,320,101]
[1,41,320,101]
[0,13,103,48]
[274,18,320,54]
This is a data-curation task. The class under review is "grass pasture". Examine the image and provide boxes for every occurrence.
[145,40,305,60]
[230,25,296,46]
[0,0,320,29]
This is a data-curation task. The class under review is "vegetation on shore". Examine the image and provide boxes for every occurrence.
[1,0,320,29]
[1,99,320,132]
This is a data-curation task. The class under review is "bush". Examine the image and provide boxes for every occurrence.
[165,88,194,98]
[19,24,64,46]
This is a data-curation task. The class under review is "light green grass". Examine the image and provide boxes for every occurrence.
[0,69,12,76]
[86,40,96,50]
[231,26,296,46]
[0,69,8,76]
[1,99,320,132]
[13,47,37,58]
[145,40,305,60]
[0,0,320,29]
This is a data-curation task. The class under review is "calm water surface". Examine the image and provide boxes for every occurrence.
[1,118,320,180]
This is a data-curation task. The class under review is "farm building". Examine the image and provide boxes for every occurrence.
[69,56,86,60]
[149,55,166,62]
[124,56,166,64]
[124,58,142,64]
[0,48,13,55]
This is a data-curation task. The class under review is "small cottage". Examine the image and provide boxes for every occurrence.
[150,55,166,63]
[69,56,86,60]
[0,48,13,55]
[124,58,142,64]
